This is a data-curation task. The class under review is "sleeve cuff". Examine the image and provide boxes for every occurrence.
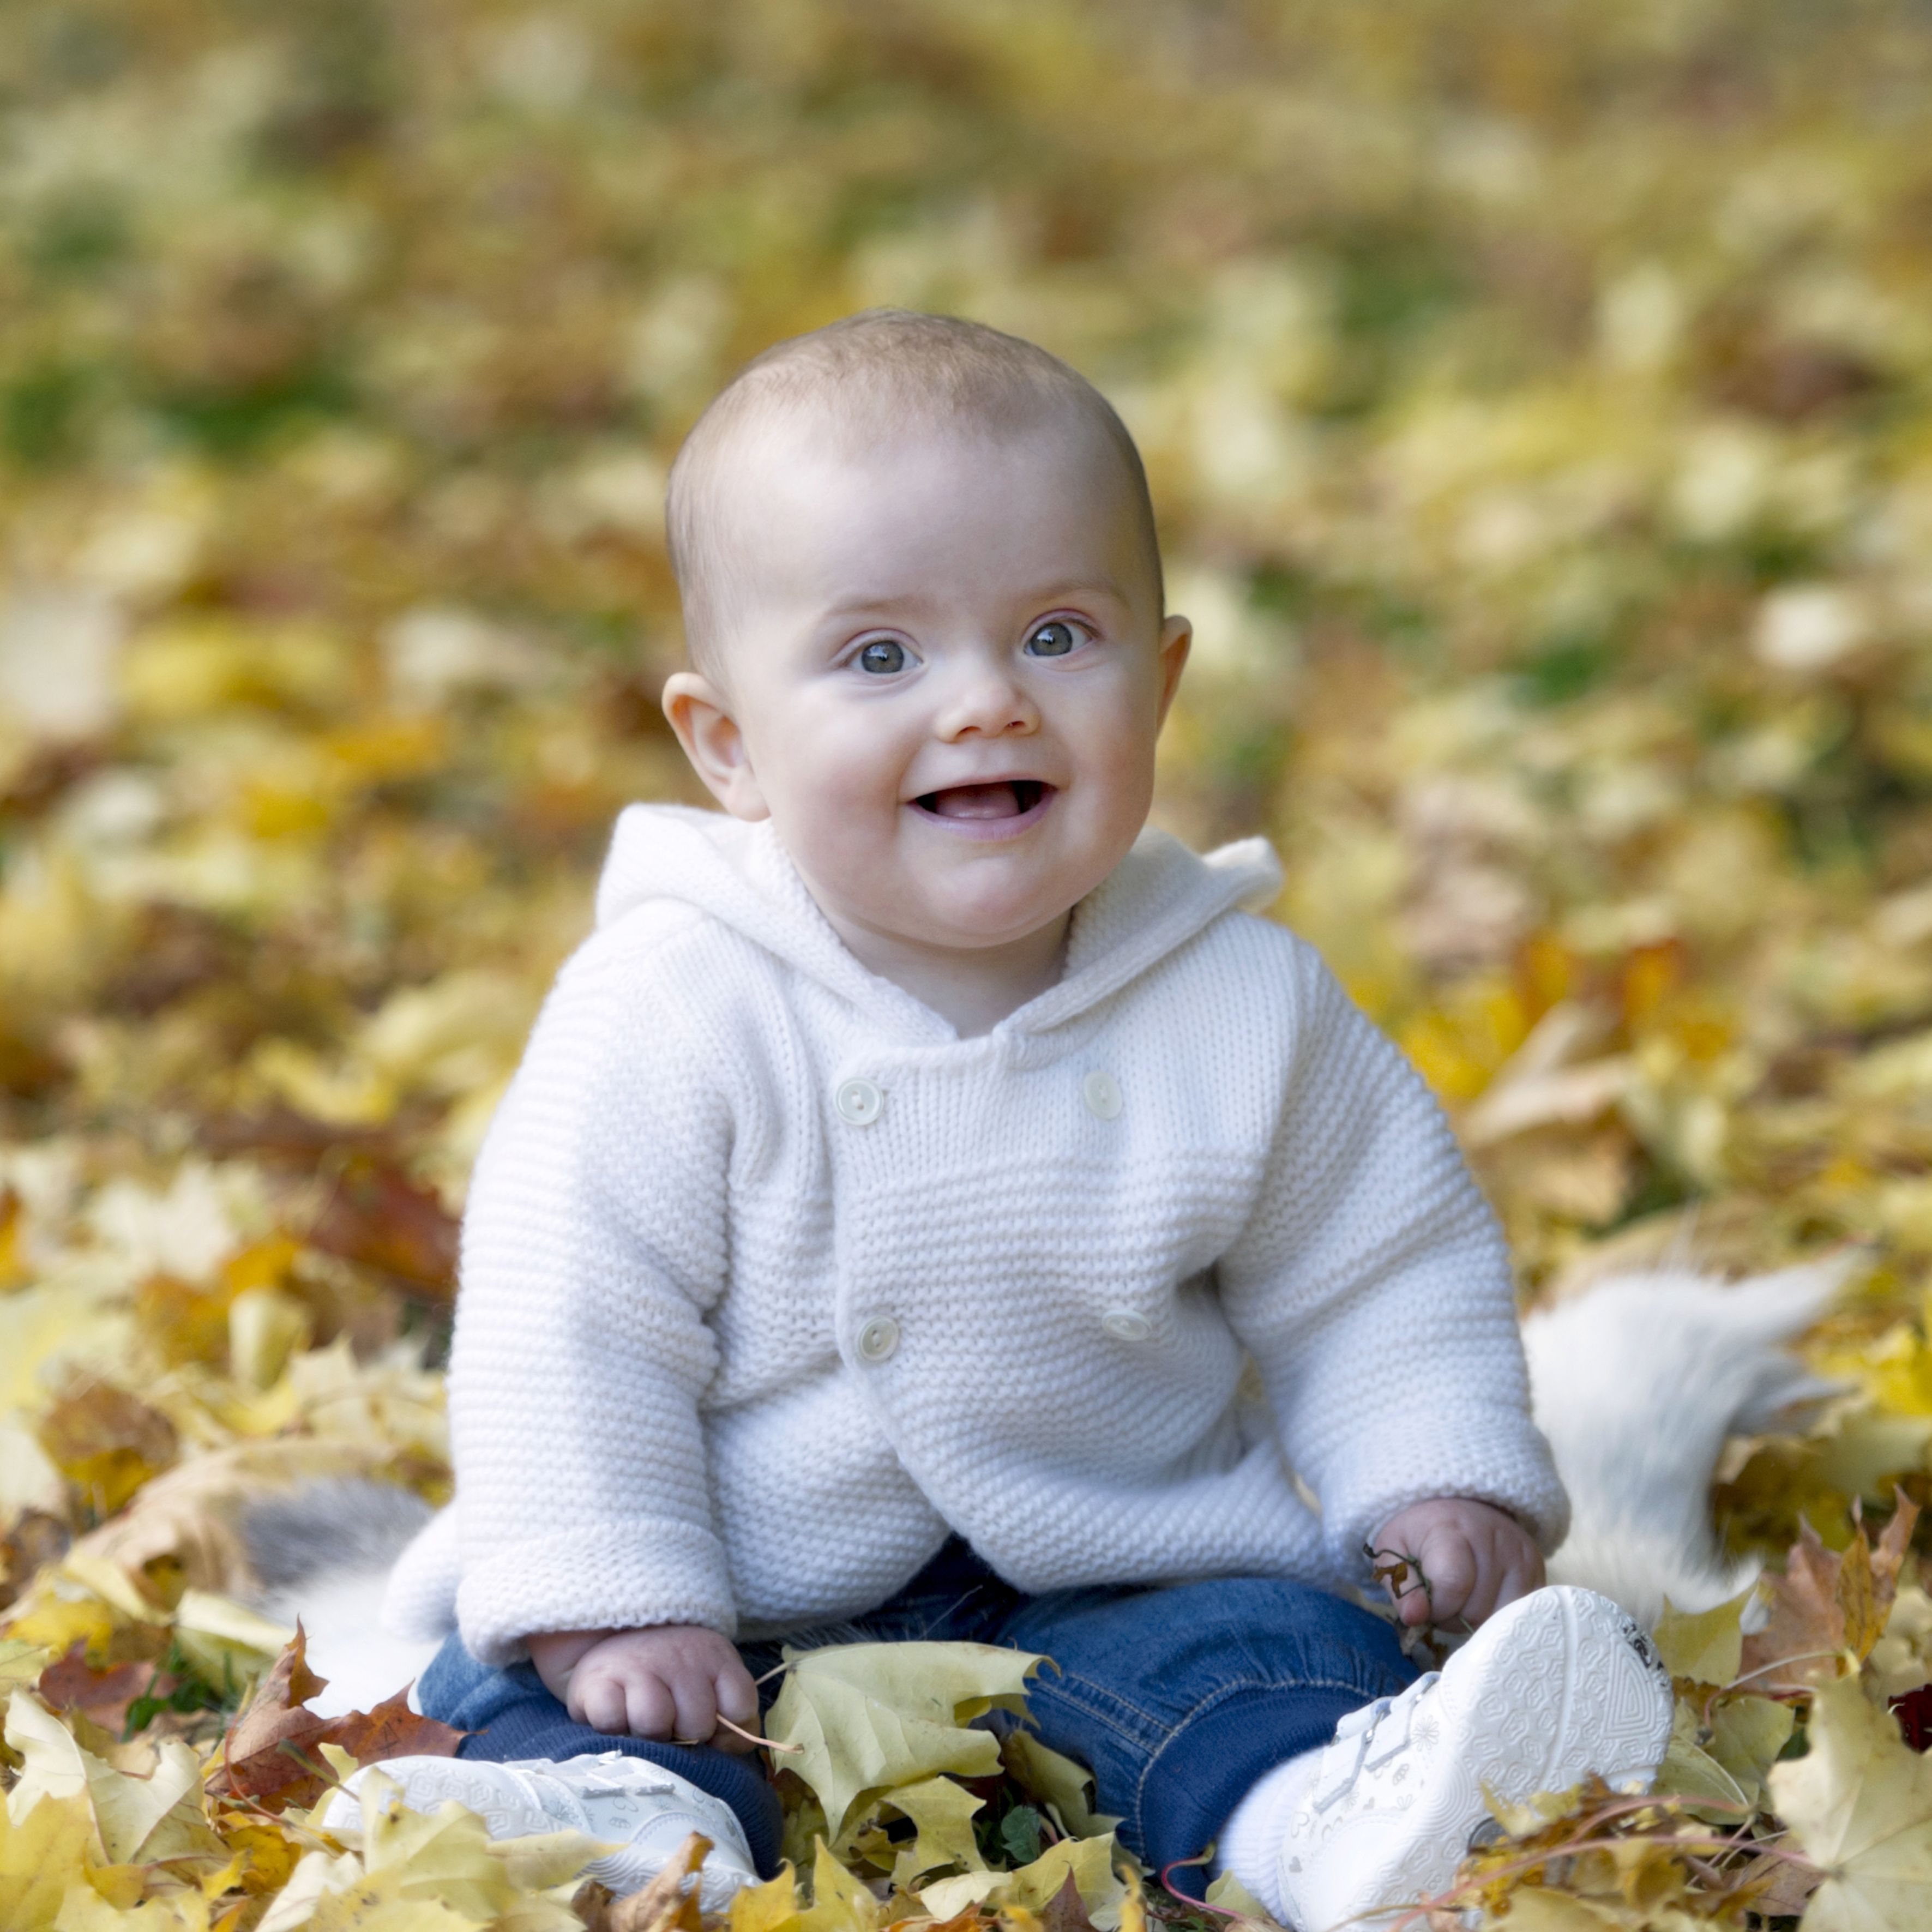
[455,1517,738,1666]
[1319,1407,1572,1584]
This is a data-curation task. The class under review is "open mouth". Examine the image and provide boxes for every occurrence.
[910,779,1054,829]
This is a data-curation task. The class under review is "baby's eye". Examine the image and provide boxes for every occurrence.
[1025,620,1081,658]
[857,639,909,675]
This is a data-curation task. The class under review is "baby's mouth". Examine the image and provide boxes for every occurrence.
[913,780,1050,821]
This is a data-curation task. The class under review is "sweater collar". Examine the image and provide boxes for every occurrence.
[594,804,1283,1041]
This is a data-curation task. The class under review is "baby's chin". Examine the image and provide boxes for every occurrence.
[859,862,1099,953]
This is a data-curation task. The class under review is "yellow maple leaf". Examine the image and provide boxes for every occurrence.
[0,1792,96,1932]
[50,1887,214,1931]
[726,1865,802,1932]
[5,1688,221,1867]
[796,1839,880,1932]
[995,1835,1127,1929]
[765,1642,1042,1839]
[1705,1694,1795,1808]
[1004,1731,1122,1840]
[1768,1674,1932,1930]
[880,1776,986,1888]
[920,1835,1127,1931]
[1652,1590,1749,1688]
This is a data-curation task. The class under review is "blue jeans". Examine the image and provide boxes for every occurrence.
[417,1540,1415,1892]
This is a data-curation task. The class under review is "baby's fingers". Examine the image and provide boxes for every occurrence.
[614,1670,676,1741]
[711,1662,762,1754]
[573,1668,647,1736]
[664,1669,722,1748]
[1412,1530,1477,1627]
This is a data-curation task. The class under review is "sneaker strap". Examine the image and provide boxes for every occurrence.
[1310,1673,1441,1809]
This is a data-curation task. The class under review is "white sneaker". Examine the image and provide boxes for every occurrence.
[1276,1586,1673,1932]
[316,1751,760,1909]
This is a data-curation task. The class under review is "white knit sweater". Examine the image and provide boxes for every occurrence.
[386,805,1567,1665]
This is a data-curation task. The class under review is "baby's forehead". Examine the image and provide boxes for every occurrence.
[717,397,1143,552]
[743,388,1116,487]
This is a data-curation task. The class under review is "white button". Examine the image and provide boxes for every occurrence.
[835,1078,884,1126]
[857,1316,900,1362]
[1102,1309,1152,1342]
[1082,1070,1123,1120]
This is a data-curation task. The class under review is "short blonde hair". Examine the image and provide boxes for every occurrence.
[665,309,1162,670]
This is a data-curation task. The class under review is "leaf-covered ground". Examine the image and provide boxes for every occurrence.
[9,2,1932,1925]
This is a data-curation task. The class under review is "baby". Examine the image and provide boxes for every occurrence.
[338,311,1672,1929]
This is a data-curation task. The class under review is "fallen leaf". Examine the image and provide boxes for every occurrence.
[0,1638,53,1691]
[1652,1591,1749,1689]
[1037,1870,1100,1932]
[609,1830,710,1932]
[323,1687,466,1773]
[797,1838,881,1932]
[171,1587,296,1693]
[1656,1702,1753,1821]
[1768,1672,1932,1929]
[1731,1849,1825,1917]
[725,1866,802,1932]
[308,1159,459,1297]
[1705,1694,1795,1808]
[4,1687,220,1865]
[254,1847,365,1932]
[1004,1732,1122,1840]
[37,1640,159,1735]
[1739,1495,1921,1694]
[1201,1871,1273,1921]
[210,1628,462,1810]
[881,1777,986,1887]
[0,1790,96,1932]
[765,1642,1042,1839]
[994,1835,1127,1931]
[35,1377,179,1516]
[71,1436,405,1597]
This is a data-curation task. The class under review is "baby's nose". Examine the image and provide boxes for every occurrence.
[935,663,1039,737]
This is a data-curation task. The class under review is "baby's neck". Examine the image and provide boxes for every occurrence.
[814,904,1070,1038]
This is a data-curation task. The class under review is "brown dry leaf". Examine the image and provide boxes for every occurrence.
[610,1831,711,1932]
[36,1640,159,1736]
[308,1158,460,1297]
[1,1510,71,1608]
[1729,1850,1823,1918]
[209,1627,462,1809]
[323,1686,465,1774]
[35,1376,180,1516]
[1738,1495,1921,1694]
[1036,1871,1099,1932]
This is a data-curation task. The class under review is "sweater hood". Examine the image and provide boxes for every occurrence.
[594,804,1283,1043]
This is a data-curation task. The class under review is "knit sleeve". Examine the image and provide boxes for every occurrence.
[1216,940,1569,1584]
[446,928,738,1664]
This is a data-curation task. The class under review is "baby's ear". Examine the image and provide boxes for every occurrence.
[1155,613,1192,724]
[661,671,770,821]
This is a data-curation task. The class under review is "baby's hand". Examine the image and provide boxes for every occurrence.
[527,1624,761,1753]
[1371,1497,1544,1630]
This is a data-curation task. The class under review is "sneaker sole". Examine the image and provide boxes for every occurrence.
[322,1752,757,1909]
[320,1756,557,1842]
[1333,1587,1672,1924]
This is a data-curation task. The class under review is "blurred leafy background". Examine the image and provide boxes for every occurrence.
[9,0,1932,1762]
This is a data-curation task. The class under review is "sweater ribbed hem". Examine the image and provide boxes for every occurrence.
[1324,1405,1572,1580]
[456,1518,737,1665]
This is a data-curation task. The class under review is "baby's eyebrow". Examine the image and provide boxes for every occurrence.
[818,579,1129,623]
[1018,577,1131,609]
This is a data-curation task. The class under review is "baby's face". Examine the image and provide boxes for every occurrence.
[666,416,1190,960]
